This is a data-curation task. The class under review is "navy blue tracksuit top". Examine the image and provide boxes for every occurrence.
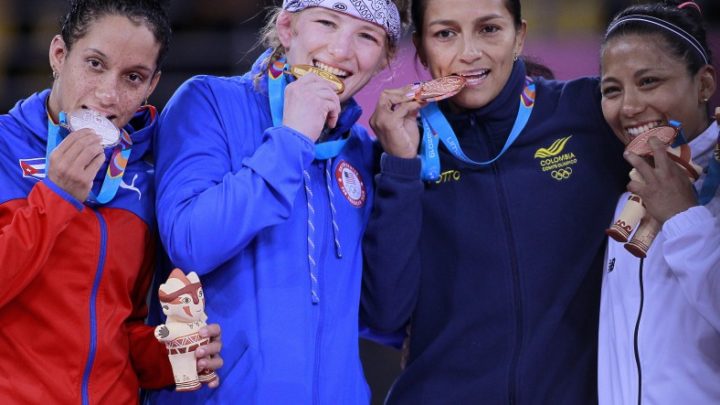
[361,60,629,404]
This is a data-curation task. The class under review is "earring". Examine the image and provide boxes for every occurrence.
[513,53,518,62]
[52,70,58,80]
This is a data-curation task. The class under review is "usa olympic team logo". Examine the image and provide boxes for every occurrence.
[335,160,366,208]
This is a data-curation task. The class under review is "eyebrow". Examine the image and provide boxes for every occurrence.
[427,14,505,27]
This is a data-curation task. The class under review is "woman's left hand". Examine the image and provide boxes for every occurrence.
[195,323,223,388]
[624,137,697,224]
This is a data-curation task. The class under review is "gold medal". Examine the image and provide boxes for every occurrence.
[414,75,467,102]
[289,64,345,94]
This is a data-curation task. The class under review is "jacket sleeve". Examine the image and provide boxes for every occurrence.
[361,153,425,332]
[0,180,83,308]
[662,205,720,331]
[127,232,175,389]
[154,77,315,274]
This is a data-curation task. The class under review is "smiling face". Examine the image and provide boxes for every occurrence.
[277,7,389,103]
[416,0,525,109]
[600,33,715,145]
[47,14,161,129]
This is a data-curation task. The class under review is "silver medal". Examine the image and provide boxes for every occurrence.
[67,109,121,148]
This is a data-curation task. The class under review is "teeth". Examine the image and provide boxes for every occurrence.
[460,70,489,78]
[626,121,663,137]
[314,61,349,78]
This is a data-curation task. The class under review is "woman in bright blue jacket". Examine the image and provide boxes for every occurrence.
[147,1,406,403]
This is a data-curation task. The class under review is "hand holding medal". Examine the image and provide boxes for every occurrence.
[606,123,702,258]
[46,110,110,202]
[280,64,342,142]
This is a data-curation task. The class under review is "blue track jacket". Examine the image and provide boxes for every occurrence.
[362,60,629,404]
[146,51,377,404]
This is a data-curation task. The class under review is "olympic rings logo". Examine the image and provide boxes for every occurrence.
[551,168,573,181]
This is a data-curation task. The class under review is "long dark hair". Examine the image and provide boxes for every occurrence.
[60,0,172,71]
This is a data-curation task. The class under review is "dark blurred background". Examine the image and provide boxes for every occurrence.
[1,0,716,403]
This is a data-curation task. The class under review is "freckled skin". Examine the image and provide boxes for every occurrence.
[47,14,161,130]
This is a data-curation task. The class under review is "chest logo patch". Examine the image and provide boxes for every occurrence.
[534,136,578,181]
[19,158,46,180]
[335,160,366,208]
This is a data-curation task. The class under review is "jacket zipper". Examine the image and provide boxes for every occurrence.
[471,115,524,405]
[634,258,645,405]
[81,210,108,405]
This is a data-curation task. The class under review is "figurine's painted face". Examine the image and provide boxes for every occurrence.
[161,284,205,323]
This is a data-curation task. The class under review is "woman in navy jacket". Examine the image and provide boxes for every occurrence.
[362,0,628,403]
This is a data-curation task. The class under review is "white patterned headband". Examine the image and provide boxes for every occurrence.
[283,0,401,45]
[605,14,709,65]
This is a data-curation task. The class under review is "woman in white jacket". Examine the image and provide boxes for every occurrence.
[597,1,720,404]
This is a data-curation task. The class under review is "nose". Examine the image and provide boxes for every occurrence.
[94,75,119,107]
[327,30,352,60]
[620,89,645,118]
[459,35,483,63]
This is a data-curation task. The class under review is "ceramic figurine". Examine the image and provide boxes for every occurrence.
[155,268,218,391]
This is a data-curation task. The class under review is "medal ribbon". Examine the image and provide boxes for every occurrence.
[46,112,132,204]
[419,77,536,181]
[267,56,349,160]
[666,120,718,205]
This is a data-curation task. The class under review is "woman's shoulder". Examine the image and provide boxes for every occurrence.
[174,74,258,100]
[533,75,601,99]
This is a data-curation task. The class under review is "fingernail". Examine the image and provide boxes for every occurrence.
[198,360,206,368]
[199,328,208,337]
[406,84,421,99]
[196,348,205,357]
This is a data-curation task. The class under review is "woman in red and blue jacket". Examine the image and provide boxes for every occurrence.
[0,1,220,403]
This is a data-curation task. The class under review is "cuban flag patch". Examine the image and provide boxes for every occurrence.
[19,158,46,180]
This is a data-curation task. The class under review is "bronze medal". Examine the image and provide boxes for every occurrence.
[414,75,467,102]
[625,125,678,156]
[289,64,345,94]
[67,109,121,148]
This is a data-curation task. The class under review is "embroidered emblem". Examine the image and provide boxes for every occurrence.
[435,169,461,184]
[120,173,142,200]
[19,158,46,180]
[534,136,578,181]
[608,257,616,273]
[335,160,366,207]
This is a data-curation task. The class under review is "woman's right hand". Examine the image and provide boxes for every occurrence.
[283,73,341,142]
[47,129,105,202]
[370,84,424,159]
